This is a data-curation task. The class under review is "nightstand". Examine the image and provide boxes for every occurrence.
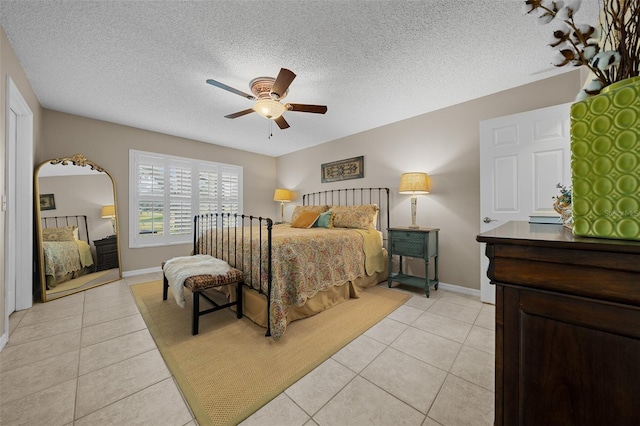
[93,236,119,271]
[387,227,439,297]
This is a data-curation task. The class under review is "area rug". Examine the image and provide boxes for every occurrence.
[130,280,410,426]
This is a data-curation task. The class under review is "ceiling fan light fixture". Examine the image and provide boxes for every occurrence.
[253,99,286,119]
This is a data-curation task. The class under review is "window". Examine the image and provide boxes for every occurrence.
[129,150,242,248]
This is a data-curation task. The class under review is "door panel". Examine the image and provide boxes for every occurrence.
[493,155,519,212]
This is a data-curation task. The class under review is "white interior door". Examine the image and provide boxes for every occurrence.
[479,103,572,303]
[6,77,33,316]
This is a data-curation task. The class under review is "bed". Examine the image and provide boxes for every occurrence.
[193,187,390,339]
[41,215,95,289]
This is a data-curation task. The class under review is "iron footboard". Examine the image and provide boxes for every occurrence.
[193,213,274,336]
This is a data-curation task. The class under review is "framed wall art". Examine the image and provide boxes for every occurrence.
[39,193,56,211]
[321,156,364,183]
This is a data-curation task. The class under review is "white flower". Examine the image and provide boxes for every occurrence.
[537,11,555,25]
[537,0,564,24]
[542,0,564,9]
[575,89,589,101]
[582,44,598,60]
[591,50,621,70]
[576,79,604,101]
[585,79,603,92]
[552,49,575,66]
[571,24,595,42]
[565,0,582,14]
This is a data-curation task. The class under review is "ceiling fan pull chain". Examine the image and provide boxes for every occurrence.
[268,120,273,139]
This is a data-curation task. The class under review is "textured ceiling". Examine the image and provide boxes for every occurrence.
[0,1,600,157]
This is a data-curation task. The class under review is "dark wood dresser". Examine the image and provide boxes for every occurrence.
[93,236,119,271]
[477,221,640,426]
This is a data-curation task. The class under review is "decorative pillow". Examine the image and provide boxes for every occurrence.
[42,226,77,241]
[331,205,379,229]
[291,211,320,228]
[290,205,329,224]
[314,210,334,228]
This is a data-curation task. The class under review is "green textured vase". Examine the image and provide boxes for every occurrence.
[570,76,640,240]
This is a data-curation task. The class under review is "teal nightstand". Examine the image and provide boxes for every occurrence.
[387,227,439,297]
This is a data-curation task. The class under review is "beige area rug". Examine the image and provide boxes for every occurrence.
[131,280,410,426]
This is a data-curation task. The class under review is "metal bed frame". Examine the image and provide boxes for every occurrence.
[41,215,91,244]
[193,187,390,337]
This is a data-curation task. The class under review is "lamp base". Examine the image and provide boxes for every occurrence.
[409,196,419,229]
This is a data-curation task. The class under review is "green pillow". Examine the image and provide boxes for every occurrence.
[314,211,333,228]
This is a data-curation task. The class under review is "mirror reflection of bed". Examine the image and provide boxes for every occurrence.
[35,154,122,302]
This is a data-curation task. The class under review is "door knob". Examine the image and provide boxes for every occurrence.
[483,217,496,224]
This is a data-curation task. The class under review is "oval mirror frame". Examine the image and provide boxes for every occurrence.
[35,153,122,302]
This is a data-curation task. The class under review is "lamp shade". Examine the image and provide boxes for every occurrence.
[399,172,430,194]
[101,205,116,218]
[273,188,293,202]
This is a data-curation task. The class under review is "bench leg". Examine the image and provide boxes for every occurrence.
[236,281,243,319]
[162,274,168,301]
[192,291,200,335]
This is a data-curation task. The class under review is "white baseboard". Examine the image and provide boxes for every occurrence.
[437,281,482,299]
[122,266,162,277]
[0,332,7,352]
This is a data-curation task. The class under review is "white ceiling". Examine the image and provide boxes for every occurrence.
[0,1,599,157]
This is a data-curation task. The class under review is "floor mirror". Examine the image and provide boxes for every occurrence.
[34,154,122,302]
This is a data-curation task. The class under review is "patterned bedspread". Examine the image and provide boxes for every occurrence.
[200,225,385,339]
[43,240,94,282]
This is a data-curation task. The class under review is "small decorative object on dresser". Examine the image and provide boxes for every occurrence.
[388,227,439,297]
[94,236,119,271]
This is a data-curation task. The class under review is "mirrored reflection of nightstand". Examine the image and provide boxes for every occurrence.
[94,236,119,271]
[387,227,439,297]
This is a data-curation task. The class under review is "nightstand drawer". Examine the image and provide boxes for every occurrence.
[391,240,424,257]
[392,231,424,242]
[101,251,119,263]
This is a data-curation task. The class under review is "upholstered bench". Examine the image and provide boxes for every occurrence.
[162,260,244,335]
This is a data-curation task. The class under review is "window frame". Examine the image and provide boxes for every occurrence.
[129,149,243,248]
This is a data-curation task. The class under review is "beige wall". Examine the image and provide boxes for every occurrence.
[1,25,43,339]
[41,110,277,272]
[276,70,584,291]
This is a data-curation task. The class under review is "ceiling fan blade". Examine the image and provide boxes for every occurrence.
[270,68,296,99]
[206,79,255,100]
[286,103,328,114]
[274,115,290,129]
[224,109,255,119]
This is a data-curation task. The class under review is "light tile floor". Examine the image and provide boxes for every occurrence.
[1,273,495,426]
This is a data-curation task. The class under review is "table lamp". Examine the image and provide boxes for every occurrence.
[273,188,293,223]
[101,204,116,234]
[399,172,430,228]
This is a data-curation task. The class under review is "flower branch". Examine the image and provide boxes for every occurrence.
[525,0,639,99]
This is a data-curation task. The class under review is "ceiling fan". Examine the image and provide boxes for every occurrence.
[206,68,327,130]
